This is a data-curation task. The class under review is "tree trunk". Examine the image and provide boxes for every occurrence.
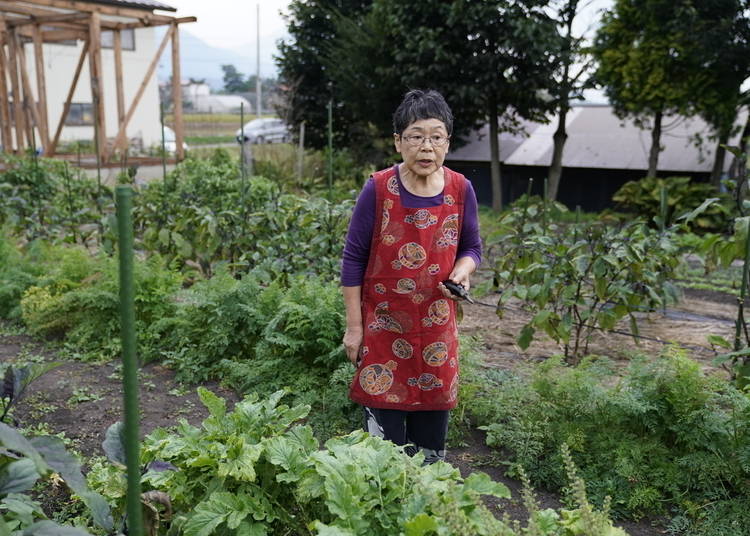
[548,108,568,200]
[728,110,750,180]
[647,110,663,178]
[710,132,729,188]
[489,95,502,211]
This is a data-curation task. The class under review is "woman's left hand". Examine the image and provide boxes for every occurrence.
[438,258,475,301]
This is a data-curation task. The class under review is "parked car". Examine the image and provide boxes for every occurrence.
[235,118,291,144]
[161,126,189,154]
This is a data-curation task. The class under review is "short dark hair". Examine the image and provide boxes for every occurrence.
[392,89,453,136]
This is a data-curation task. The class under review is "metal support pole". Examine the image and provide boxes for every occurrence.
[327,99,333,193]
[116,185,143,536]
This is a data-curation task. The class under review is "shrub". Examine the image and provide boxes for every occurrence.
[133,157,353,279]
[473,348,750,532]
[20,248,182,360]
[612,176,732,232]
[87,388,627,536]
[147,269,356,440]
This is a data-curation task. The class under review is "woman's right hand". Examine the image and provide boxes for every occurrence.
[343,325,364,366]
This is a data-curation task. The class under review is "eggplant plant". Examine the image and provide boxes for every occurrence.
[486,193,696,362]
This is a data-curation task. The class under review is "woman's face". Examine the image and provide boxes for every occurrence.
[394,118,450,179]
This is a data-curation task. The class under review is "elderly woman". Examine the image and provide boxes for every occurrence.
[341,89,482,464]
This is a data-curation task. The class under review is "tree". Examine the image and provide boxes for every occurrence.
[592,0,721,178]
[221,64,248,93]
[689,1,750,186]
[276,0,373,149]
[351,0,561,210]
[546,0,596,201]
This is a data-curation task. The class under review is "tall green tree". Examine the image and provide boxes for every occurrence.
[361,0,561,210]
[221,64,247,93]
[690,1,750,186]
[546,0,596,201]
[592,0,721,178]
[276,0,373,149]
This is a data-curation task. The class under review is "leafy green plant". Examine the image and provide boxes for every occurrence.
[88,388,627,536]
[0,422,112,535]
[0,362,61,423]
[132,157,353,279]
[0,155,110,245]
[487,194,683,360]
[20,250,181,361]
[472,347,750,532]
[612,176,732,232]
[145,268,357,440]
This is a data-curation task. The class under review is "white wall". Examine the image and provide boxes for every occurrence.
[23,22,163,151]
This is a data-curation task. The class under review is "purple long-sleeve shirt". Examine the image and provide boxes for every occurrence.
[341,166,482,287]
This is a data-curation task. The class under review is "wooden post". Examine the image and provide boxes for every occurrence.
[16,29,49,152]
[113,29,125,126]
[88,12,106,162]
[171,21,184,160]
[49,40,89,156]
[107,25,173,159]
[32,25,50,153]
[0,19,14,152]
[6,27,26,152]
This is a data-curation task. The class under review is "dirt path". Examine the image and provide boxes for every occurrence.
[459,287,735,376]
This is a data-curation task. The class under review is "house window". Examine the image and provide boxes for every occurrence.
[65,103,94,126]
[102,28,135,51]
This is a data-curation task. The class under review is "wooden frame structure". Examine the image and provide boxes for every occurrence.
[0,0,195,164]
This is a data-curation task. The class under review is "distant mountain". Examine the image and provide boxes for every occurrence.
[157,27,283,90]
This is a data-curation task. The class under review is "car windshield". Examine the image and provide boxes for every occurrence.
[242,119,272,130]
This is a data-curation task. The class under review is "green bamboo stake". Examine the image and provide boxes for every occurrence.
[659,184,668,232]
[542,177,548,235]
[240,101,246,182]
[160,101,167,182]
[116,185,143,536]
[327,98,333,194]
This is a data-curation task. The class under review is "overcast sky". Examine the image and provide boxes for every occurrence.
[170,0,291,49]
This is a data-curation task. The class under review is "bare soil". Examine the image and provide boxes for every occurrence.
[1,285,736,535]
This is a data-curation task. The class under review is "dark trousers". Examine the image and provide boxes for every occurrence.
[364,407,449,464]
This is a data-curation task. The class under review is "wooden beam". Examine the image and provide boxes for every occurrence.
[6,12,89,26]
[15,29,48,150]
[0,2,122,30]
[0,20,14,151]
[107,24,173,159]
[113,29,124,126]
[49,39,88,156]
[41,29,87,41]
[32,25,50,153]
[88,11,106,162]
[115,16,197,30]
[25,0,176,22]
[6,27,26,152]
[171,21,183,160]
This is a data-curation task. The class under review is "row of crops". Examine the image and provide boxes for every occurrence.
[1,149,750,535]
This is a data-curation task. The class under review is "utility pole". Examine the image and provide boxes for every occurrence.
[256,3,261,119]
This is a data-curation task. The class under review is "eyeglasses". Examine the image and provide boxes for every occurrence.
[400,134,450,147]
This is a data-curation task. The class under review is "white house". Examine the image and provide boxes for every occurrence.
[182,81,253,114]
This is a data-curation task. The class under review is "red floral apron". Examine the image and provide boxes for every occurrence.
[349,165,466,411]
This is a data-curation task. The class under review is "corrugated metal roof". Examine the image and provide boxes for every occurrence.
[81,0,176,12]
[448,104,746,173]
[448,117,540,162]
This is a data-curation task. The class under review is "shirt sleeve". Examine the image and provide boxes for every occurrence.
[341,178,376,287]
[457,180,482,267]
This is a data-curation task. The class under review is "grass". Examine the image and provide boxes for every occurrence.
[184,135,236,145]
[166,113,279,124]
